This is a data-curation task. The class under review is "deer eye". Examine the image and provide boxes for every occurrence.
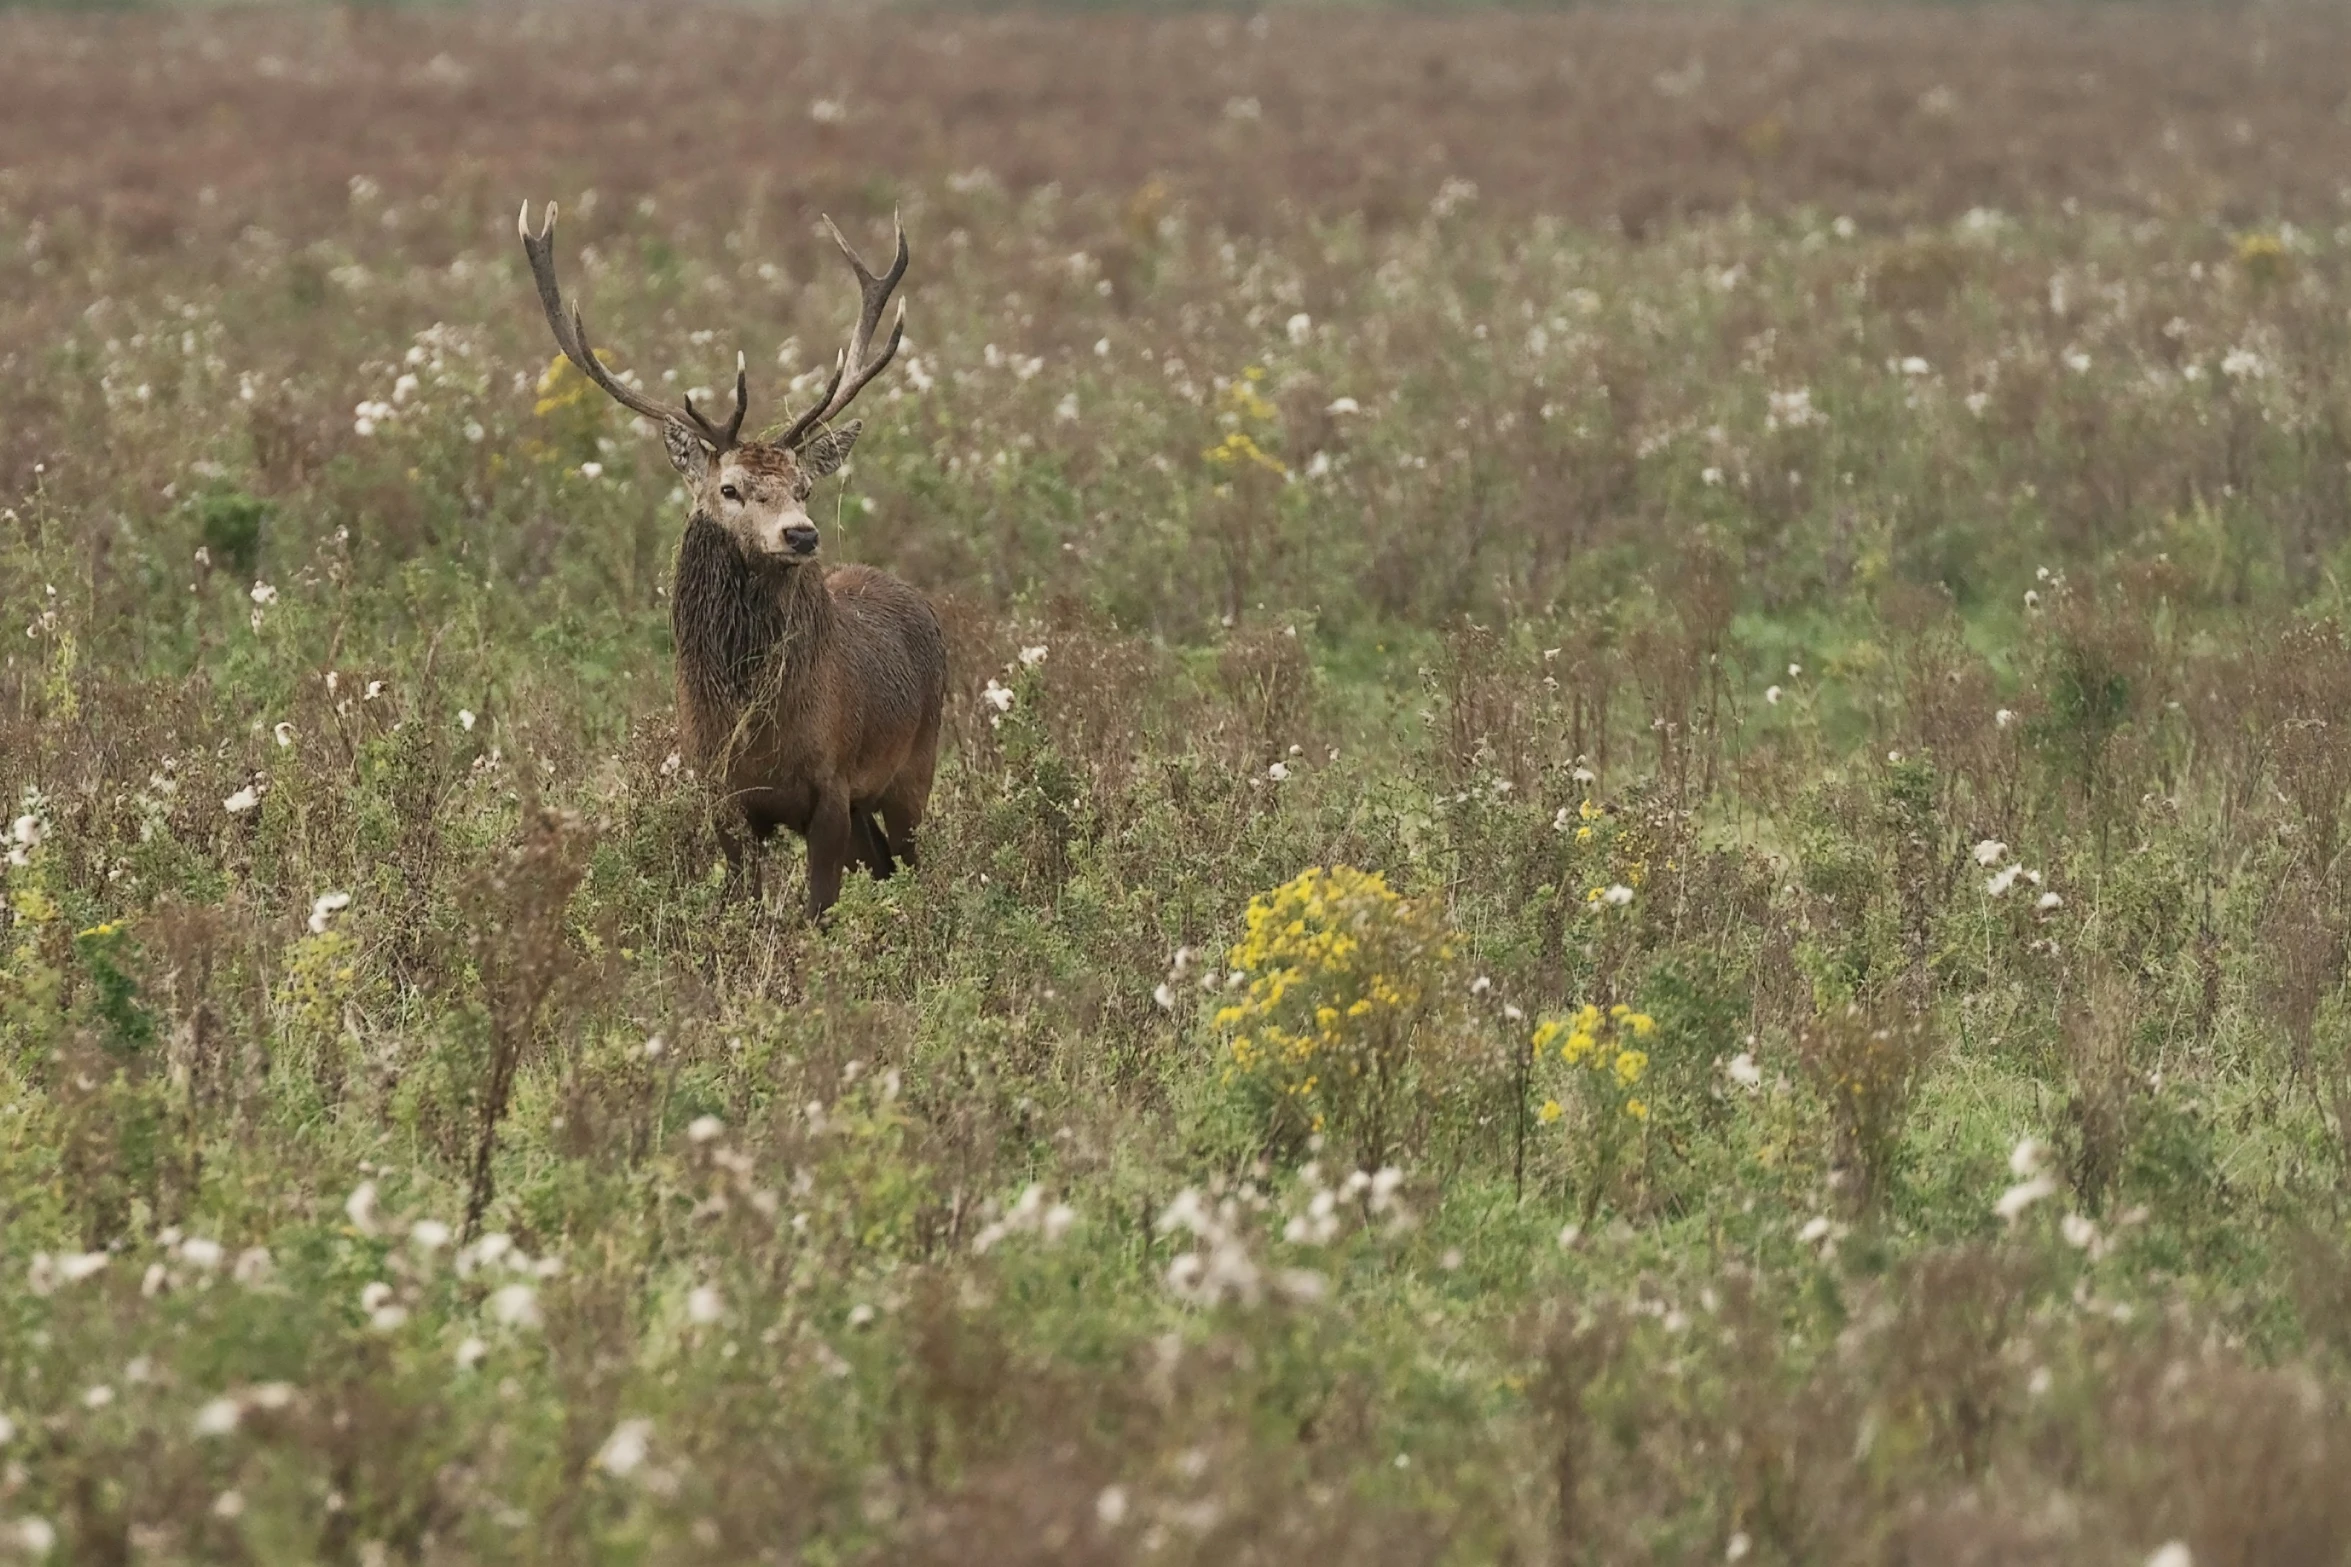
[719,484,741,503]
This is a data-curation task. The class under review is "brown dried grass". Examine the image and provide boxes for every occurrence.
[4,4,2350,250]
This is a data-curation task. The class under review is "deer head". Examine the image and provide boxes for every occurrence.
[519,201,909,564]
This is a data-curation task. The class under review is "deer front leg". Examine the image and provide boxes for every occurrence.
[805,791,853,919]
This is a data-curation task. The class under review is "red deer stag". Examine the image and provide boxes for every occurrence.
[519,201,945,917]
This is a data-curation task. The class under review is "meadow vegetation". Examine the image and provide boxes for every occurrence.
[9,5,2351,1563]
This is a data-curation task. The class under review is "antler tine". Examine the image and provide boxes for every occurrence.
[820,212,910,417]
[830,302,907,416]
[517,200,745,453]
[776,213,910,449]
[774,351,849,452]
[683,352,751,451]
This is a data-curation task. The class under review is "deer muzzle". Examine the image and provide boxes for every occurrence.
[744,503,821,560]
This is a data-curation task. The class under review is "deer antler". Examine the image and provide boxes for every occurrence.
[517,201,749,453]
[773,213,909,451]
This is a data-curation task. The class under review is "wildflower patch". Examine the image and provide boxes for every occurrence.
[1212,865,1465,1167]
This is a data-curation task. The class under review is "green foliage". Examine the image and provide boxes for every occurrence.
[190,487,270,578]
[1796,1004,1935,1214]
[70,920,153,1055]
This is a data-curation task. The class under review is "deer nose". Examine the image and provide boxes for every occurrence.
[782,523,820,557]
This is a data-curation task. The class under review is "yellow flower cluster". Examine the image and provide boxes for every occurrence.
[2235,231,2290,285]
[530,352,622,467]
[278,927,360,1043]
[1532,1003,1655,1123]
[1,880,64,1031]
[1203,366,1286,477]
[1220,365,1279,424]
[1534,1001,1662,1224]
[1565,797,1660,911]
[1203,429,1287,478]
[1213,865,1455,1152]
[533,352,598,417]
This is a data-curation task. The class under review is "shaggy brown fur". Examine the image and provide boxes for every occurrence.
[671,472,946,914]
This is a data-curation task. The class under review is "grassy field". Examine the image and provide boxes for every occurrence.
[9,4,2351,1562]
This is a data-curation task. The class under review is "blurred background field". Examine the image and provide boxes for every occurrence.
[8,4,2351,1564]
[10,4,2351,256]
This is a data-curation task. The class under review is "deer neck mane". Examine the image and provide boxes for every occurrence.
[672,513,833,719]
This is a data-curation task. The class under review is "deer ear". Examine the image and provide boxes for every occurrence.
[797,421,862,480]
[662,419,713,479]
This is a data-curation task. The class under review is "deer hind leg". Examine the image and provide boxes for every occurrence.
[877,723,937,870]
[716,810,764,903]
[876,776,929,871]
[804,792,854,920]
[851,806,897,881]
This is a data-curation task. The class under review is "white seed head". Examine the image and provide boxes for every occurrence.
[596,1418,653,1478]
[1994,1174,2058,1223]
[489,1283,541,1329]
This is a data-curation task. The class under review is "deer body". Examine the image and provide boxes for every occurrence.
[520,200,941,916]
[672,514,944,910]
